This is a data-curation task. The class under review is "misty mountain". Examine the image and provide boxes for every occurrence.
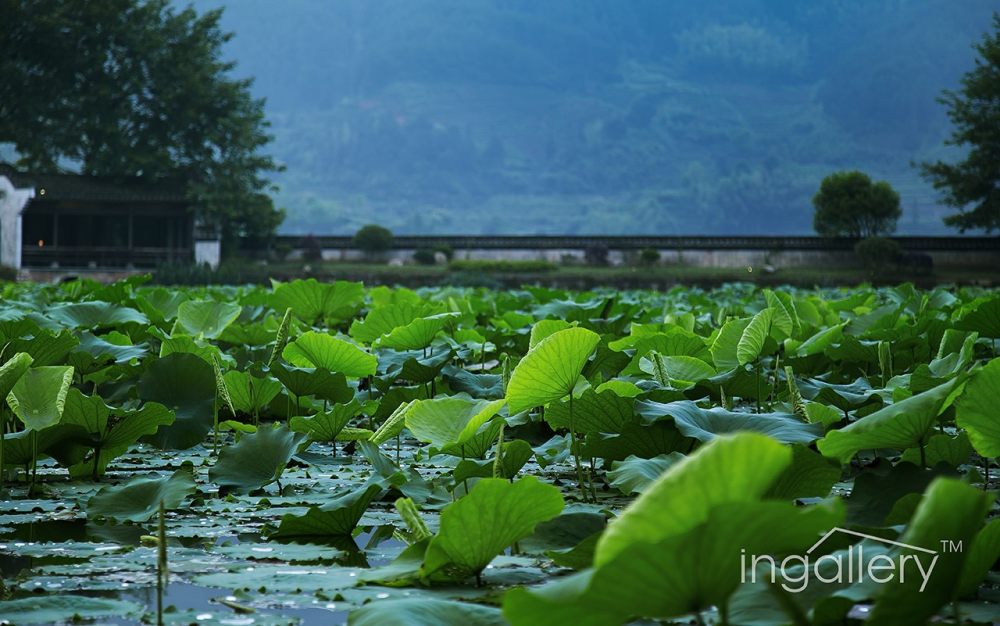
[186,0,995,235]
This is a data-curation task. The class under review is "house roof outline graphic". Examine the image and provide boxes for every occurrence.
[806,527,938,556]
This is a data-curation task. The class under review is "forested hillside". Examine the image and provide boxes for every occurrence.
[187,0,995,235]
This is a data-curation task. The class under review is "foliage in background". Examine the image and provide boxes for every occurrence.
[0,0,283,248]
[813,170,901,238]
[353,225,394,260]
[920,13,1000,233]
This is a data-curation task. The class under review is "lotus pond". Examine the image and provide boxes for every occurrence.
[0,277,999,625]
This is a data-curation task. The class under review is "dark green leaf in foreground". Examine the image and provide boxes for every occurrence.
[209,424,304,491]
[87,470,197,522]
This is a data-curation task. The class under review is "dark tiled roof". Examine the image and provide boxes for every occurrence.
[0,163,188,203]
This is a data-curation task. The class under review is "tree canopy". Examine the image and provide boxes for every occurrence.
[920,13,1000,233]
[812,171,901,238]
[0,0,283,245]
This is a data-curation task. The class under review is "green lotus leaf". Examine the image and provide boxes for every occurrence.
[0,596,144,624]
[869,477,992,625]
[817,376,965,464]
[709,316,751,371]
[607,453,685,495]
[955,295,1000,338]
[503,500,843,626]
[0,352,33,396]
[269,362,353,404]
[272,483,384,537]
[765,444,841,500]
[595,432,791,567]
[349,302,427,343]
[404,397,505,450]
[378,313,457,350]
[52,388,174,476]
[223,370,282,415]
[422,476,564,580]
[543,387,635,433]
[209,424,304,491]
[271,278,365,324]
[4,327,79,366]
[638,353,716,389]
[87,469,197,522]
[7,365,74,431]
[636,400,824,445]
[506,327,600,413]
[173,299,243,338]
[138,352,216,450]
[46,301,148,329]
[290,400,360,442]
[282,330,377,377]
[135,287,189,324]
[795,321,847,357]
[958,518,1000,597]
[955,357,1000,457]
[529,319,573,349]
[349,598,505,626]
[737,308,774,365]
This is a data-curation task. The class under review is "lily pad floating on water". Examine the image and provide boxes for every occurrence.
[0,595,144,624]
[209,424,304,491]
[87,469,197,522]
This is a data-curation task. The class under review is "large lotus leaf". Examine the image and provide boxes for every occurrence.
[529,319,574,349]
[709,317,751,371]
[270,363,353,404]
[173,299,242,338]
[0,596,144,624]
[794,322,847,357]
[405,397,505,449]
[209,425,304,491]
[223,370,282,414]
[135,287,189,324]
[5,327,79,366]
[139,352,215,450]
[442,365,504,399]
[868,478,992,625]
[422,476,564,580]
[52,388,174,475]
[349,302,429,343]
[639,353,716,389]
[437,418,504,459]
[271,278,365,323]
[764,289,799,339]
[503,500,843,626]
[737,308,773,365]
[282,331,377,377]
[955,295,1000,338]
[579,421,691,463]
[0,352,33,396]
[370,400,412,445]
[7,365,74,431]
[506,327,600,413]
[379,313,457,350]
[817,376,965,464]
[544,388,635,434]
[86,470,197,522]
[796,376,881,412]
[46,301,148,329]
[845,462,957,527]
[607,453,685,495]
[377,349,452,386]
[349,598,505,626]
[595,432,791,567]
[290,400,360,442]
[955,358,1000,457]
[272,483,384,538]
[636,400,823,445]
[70,331,146,370]
[900,431,973,468]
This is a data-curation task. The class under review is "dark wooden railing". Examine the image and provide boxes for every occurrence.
[22,246,192,269]
[270,235,1000,252]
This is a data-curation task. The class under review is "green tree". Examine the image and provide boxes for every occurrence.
[812,170,901,238]
[920,14,1000,233]
[0,0,283,248]
[353,225,394,260]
